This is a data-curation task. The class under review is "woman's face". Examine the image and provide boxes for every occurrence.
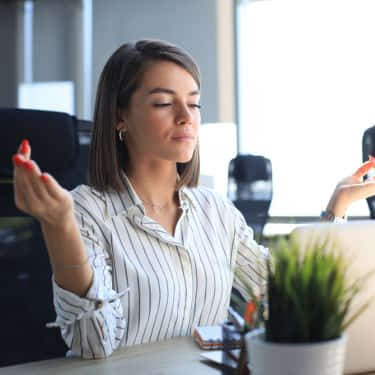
[118,61,201,166]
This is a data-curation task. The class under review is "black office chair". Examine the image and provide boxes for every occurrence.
[228,154,273,241]
[362,125,375,218]
[0,108,91,367]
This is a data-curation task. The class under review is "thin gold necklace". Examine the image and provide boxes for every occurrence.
[139,191,178,213]
[128,175,177,212]
[141,199,169,211]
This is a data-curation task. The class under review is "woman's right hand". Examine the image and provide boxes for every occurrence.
[12,139,74,227]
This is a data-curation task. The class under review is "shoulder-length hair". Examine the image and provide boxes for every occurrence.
[88,40,201,192]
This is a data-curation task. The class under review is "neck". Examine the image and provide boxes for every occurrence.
[126,162,179,209]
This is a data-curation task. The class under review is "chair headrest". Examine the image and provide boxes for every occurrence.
[362,125,375,162]
[0,108,79,177]
[229,154,272,182]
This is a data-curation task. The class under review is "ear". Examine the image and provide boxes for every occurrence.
[116,109,128,132]
[115,121,126,132]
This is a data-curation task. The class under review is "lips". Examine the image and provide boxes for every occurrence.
[172,135,195,141]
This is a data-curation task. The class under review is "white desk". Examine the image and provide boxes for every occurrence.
[0,337,224,375]
[3,335,374,375]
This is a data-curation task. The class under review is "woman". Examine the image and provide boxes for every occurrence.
[12,40,375,359]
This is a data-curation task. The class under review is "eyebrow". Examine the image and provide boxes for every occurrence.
[147,87,200,96]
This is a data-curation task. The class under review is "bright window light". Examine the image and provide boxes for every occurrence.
[200,122,237,196]
[237,0,375,216]
[18,81,75,115]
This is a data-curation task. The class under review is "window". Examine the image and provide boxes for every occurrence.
[236,0,375,216]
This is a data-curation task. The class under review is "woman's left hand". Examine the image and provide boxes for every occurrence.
[326,156,375,218]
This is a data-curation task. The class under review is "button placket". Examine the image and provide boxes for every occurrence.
[125,196,192,249]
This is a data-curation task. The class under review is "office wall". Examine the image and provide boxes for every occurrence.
[92,0,219,123]
[217,0,235,123]
[0,0,77,108]
[33,0,76,82]
[0,0,233,123]
[0,2,17,107]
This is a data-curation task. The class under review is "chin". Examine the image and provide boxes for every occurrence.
[164,146,194,163]
[177,156,193,164]
[173,151,194,164]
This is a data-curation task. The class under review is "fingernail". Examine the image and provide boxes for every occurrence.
[20,139,30,155]
[369,155,375,164]
[12,154,24,167]
[24,160,33,171]
[40,174,49,183]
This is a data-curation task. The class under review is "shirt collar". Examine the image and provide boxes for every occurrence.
[121,173,145,212]
[115,172,196,216]
[179,186,197,210]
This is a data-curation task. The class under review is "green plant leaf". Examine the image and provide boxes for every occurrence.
[262,234,375,343]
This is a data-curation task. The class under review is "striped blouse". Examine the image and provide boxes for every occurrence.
[50,175,268,359]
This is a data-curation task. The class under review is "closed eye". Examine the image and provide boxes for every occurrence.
[153,103,171,107]
[153,103,201,109]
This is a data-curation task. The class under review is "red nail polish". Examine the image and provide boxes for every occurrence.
[40,174,49,183]
[20,139,30,155]
[12,154,24,167]
[24,160,33,171]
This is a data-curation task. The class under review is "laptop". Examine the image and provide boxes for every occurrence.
[292,221,375,374]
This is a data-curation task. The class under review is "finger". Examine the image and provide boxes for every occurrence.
[12,153,25,169]
[21,160,49,202]
[39,172,65,200]
[24,159,41,175]
[345,180,375,202]
[12,154,27,203]
[17,139,31,160]
[12,155,31,212]
[353,160,375,180]
[13,164,27,211]
[17,167,51,218]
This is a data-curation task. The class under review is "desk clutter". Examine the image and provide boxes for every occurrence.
[194,307,251,374]
[194,323,249,374]
[194,223,375,375]
[194,324,242,350]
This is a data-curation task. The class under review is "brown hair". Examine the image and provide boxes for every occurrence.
[88,40,201,192]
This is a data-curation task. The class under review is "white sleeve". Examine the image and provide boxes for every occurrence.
[232,207,268,299]
[47,195,128,359]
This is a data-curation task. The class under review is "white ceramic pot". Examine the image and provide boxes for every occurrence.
[245,328,347,375]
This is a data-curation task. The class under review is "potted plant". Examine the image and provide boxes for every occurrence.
[235,235,373,375]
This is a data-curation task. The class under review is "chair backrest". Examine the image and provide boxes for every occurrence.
[228,154,273,240]
[63,119,92,188]
[0,108,92,366]
[1,108,81,216]
[362,125,375,218]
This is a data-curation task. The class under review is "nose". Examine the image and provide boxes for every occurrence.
[175,103,193,126]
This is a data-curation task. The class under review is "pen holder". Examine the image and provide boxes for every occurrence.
[222,321,241,351]
[222,321,249,375]
[236,334,249,375]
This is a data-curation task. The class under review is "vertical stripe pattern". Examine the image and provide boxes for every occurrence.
[51,175,267,359]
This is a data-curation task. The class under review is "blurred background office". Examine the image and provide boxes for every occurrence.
[0,0,238,366]
[2,0,375,221]
[1,0,375,367]
[0,0,238,201]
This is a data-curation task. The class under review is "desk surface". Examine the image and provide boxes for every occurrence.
[3,336,375,375]
[1,336,223,375]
